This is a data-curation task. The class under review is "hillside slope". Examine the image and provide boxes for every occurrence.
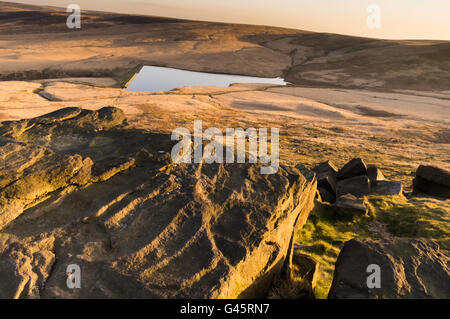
[0,1,449,91]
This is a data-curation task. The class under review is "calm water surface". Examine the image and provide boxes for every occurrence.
[126,66,288,92]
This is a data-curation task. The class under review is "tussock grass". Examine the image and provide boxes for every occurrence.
[267,276,314,299]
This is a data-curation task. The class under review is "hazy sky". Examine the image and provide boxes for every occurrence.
[8,0,450,40]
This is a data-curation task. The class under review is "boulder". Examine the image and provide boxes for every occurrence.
[416,165,450,188]
[367,165,385,185]
[413,176,450,198]
[0,107,318,299]
[337,158,367,180]
[328,238,450,299]
[413,165,450,198]
[0,107,132,230]
[336,175,371,198]
[313,160,338,195]
[318,187,336,203]
[292,252,319,289]
[0,146,93,229]
[372,181,403,196]
[335,194,368,216]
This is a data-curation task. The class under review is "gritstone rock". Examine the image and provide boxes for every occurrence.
[337,158,367,181]
[328,238,450,299]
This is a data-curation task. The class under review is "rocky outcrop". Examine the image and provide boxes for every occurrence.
[0,107,128,229]
[313,159,393,203]
[313,158,404,217]
[336,175,371,198]
[336,158,367,180]
[335,194,368,216]
[292,250,319,290]
[0,107,317,298]
[367,165,385,185]
[413,165,450,198]
[328,238,450,299]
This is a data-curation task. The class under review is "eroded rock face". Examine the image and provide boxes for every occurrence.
[328,238,450,299]
[0,107,317,298]
[0,107,130,229]
[0,234,55,299]
[292,251,319,290]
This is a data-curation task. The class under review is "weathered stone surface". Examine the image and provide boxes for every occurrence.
[413,176,450,198]
[0,107,132,230]
[292,251,319,289]
[336,175,371,198]
[0,107,317,299]
[337,158,367,180]
[416,165,450,188]
[372,180,403,196]
[367,165,385,185]
[0,234,55,299]
[335,194,368,216]
[313,160,338,195]
[318,187,336,203]
[328,238,450,299]
[413,165,450,198]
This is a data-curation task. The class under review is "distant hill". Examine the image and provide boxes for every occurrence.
[0,1,448,91]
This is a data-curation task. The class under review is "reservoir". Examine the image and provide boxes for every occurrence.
[126,66,288,92]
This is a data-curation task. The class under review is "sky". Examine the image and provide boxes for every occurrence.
[8,0,450,40]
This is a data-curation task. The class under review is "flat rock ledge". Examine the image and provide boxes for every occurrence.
[328,238,450,299]
[0,107,317,299]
